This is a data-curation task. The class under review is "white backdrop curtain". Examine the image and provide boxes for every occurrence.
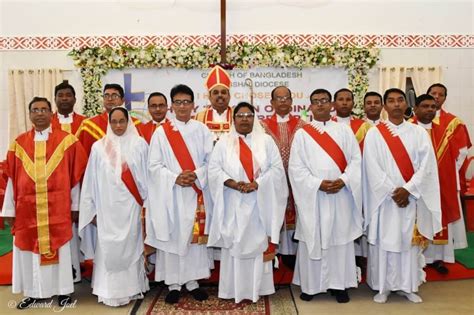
[408,66,442,95]
[8,69,63,143]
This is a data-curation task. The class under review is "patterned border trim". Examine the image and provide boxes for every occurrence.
[0,34,473,50]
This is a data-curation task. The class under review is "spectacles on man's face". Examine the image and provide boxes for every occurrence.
[103,93,121,100]
[311,98,330,105]
[274,96,292,102]
[172,100,193,106]
[235,112,255,119]
[30,108,51,113]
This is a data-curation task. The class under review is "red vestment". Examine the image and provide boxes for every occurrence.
[5,129,87,259]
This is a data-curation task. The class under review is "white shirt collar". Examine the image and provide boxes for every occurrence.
[435,110,441,118]
[276,114,290,123]
[34,126,52,141]
[336,115,351,125]
[212,108,228,122]
[58,112,74,124]
[418,121,432,129]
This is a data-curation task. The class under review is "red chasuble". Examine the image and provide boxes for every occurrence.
[332,116,371,152]
[261,114,305,230]
[162,121,207,245]
[137,119,169,144]
[411,112,472,243]
[6,129,87,264]
[76,112,142,156]
[51,112,86,135]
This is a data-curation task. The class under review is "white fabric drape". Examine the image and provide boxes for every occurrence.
[7,69,63,143]
[378,67,407,93]
[408,66,442,96]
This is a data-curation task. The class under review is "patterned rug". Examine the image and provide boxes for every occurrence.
[130,285,298,315]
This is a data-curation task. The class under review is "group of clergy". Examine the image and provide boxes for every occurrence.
[1,65,471,309]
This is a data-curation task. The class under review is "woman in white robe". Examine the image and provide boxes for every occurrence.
[207,102,288,303]
[79,107,149,307]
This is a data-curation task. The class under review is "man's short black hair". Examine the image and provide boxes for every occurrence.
[334,88,354,101]
[170,84,194,102]
[103,83,125,98]
[147,92,168,105]
[363,91,382,103]
[54,80,76,97]
[29,96,52,111]
[383,88,406,104]
[310,89,332,102]
[426,83,447,96]
[415,94,435,107]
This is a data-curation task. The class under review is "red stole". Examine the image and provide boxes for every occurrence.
[376,123,414,183]
[332,116,370,151]
[51,112,85,135]
[0,161,7,229]
[121,163,143,207]
[204,107,232,131]
[162,121,207,244]
[302,124,347,173]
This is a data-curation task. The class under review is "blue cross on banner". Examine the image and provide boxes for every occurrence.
[123,73,145,110]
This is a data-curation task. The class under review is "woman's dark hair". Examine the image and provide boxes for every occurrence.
[233,102,255,119]
[108,107,129,123]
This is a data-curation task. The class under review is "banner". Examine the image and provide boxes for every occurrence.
[104,67,347,121]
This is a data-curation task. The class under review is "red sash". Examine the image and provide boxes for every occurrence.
[377,123,414,183]
[239,138,254,182]
[121,163,144,207]
[162,122,207,244]
[205,107,232,131]
[302,124,347,173]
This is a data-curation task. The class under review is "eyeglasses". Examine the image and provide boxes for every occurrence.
[311,98,330,105]
[173,100,193,106]
[235,112,255,119]
[30,108,51,113]
[274,96,291,102]
[103,93,121,100]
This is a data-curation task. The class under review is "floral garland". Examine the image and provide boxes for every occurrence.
[69,42,380,117]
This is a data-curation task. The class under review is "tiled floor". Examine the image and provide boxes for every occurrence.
[0,279,473,314]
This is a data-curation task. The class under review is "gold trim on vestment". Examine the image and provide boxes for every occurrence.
[34,141,51,255]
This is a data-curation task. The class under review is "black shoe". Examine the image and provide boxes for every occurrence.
[17,297,37,310]
[430,260,449,274]
[165,290,181,304]
[189,288,208,301]
[300,292,314,301]
[334,290,350,303]
[57,295,72,307]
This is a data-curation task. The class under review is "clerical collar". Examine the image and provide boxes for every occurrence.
[238,133,252,140]
[276,114,290,123]
[435,110,441,118]
[366,117,380,126]
[386,119,406,129]
[336,115,351,124]
[418,121,432,129]
[174,118,191,125]
[58,112,73,124]
[34,126,52,141]
[212,108,228,122]
[313,119,330,127]
[152,118,166,125]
